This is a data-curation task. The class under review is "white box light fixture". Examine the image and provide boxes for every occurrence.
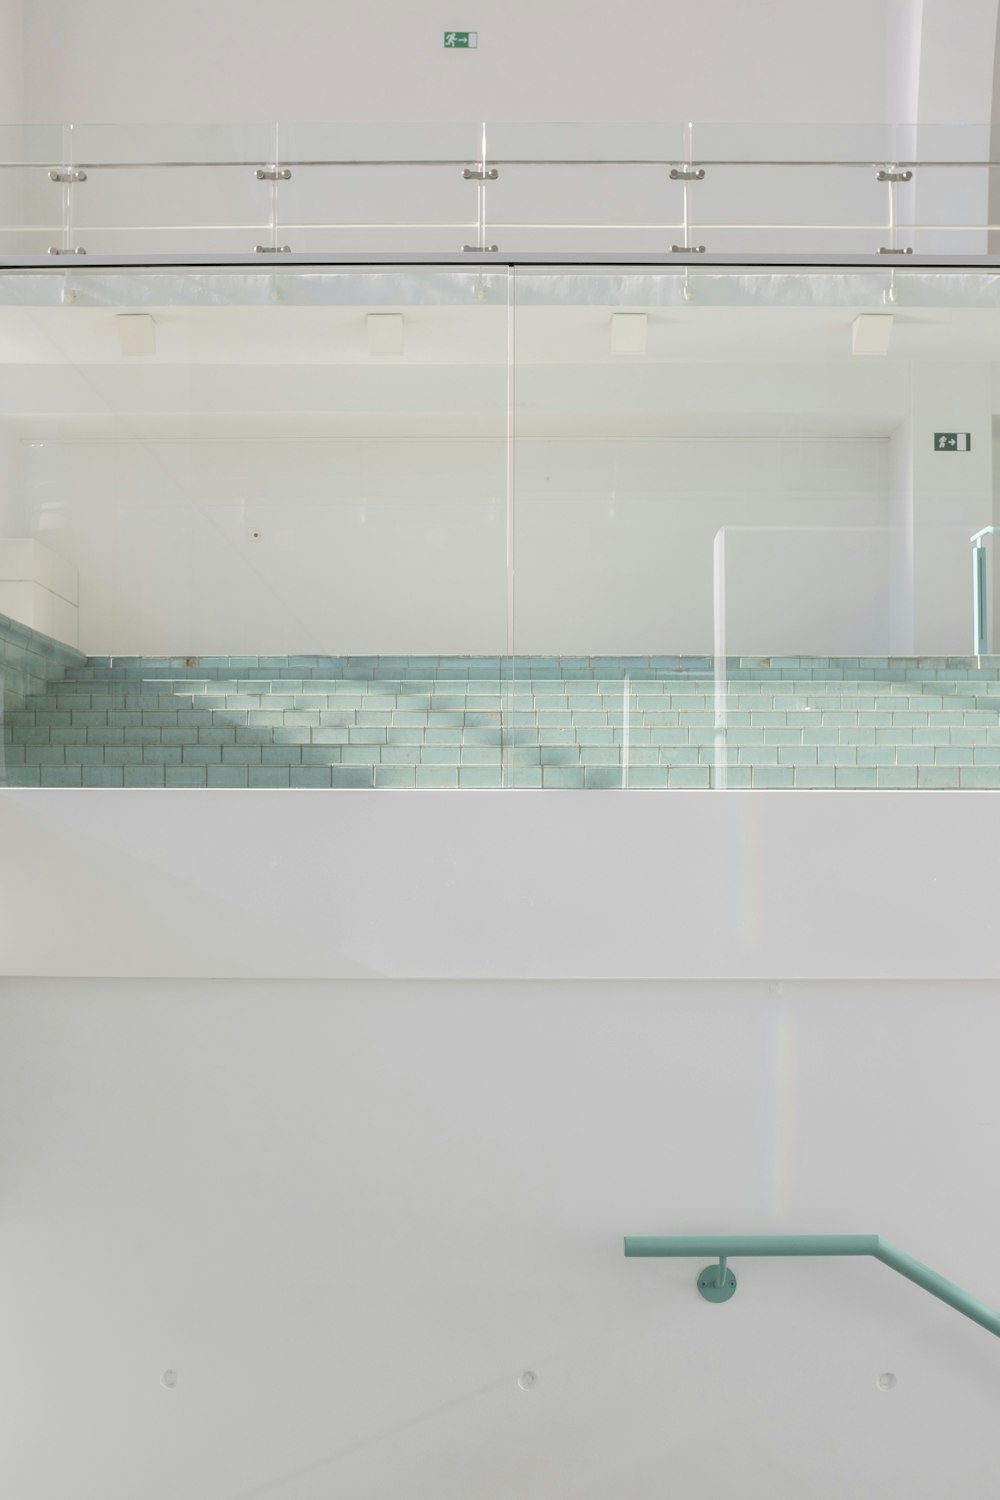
[116,313,156,356]
[367,313,405,355]
[852,314,893,356]
[610,313,648,355]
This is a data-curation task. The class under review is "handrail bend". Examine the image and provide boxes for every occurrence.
[624,1234,1000,1338]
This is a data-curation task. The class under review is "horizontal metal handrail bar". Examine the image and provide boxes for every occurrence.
[6,221,998,236]
[2,156,1000,171]
[624,1234,1000,1338]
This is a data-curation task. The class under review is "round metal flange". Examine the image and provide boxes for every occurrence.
[697,1264,737,1303]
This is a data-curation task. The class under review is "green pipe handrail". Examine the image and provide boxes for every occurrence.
[624,1235,1000,1338]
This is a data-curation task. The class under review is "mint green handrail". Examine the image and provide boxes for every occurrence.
[624,1234,1000,1337]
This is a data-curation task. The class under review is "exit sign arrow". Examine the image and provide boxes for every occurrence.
[444,30,477,47]
[934,432,971,451]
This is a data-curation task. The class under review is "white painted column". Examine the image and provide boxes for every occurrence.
[890,364,993,656]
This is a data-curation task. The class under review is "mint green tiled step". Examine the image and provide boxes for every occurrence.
[7,653,1000,788]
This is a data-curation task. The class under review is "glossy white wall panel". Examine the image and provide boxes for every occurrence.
[20,435,885,656]
[1,973,999,1500]
[1,789,998,979]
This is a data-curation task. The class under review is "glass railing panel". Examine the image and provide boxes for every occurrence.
[5,256,1000,789]
[277,125,478,256]
[487,123,682,256]
[0,169,63,257]
[1,263,511,788]
[510,262,1000,788]
[70,166,272,255]
[0,122,1000,258]
[686,164,888,255]
[56,126,280,256]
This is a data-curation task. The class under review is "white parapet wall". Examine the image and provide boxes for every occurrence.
[0,539,79,648]
[0,789,998,980]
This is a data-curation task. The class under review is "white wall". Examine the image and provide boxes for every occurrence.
[2,788,999,979]
[0,0,22,123]
[714,525,893,657]
[18,434,886,656]
[21,0,891,126]
[1,973,999,1500]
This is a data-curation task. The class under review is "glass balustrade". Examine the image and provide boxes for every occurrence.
[1,121,999,258]
[2,129,1000,787]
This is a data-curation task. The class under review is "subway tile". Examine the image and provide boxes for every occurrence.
[340,747,381,765]
[458,767,503,788]
[876,767,919,788]
[207,766,250,788]
[263,746,302,765]
[750,768,794,788]
[82,767,124,787]
[959,768,1000,788]
[542,767,586,788]
[42,767,83,786]
[793,768,837,788]
[933,748,976,766]
[301,747,344,766]
[24,746,66,765]
[918,766,961,789]
[584,767,623,789]
[248,767,291,787]
[222,745,263,764]
[415,767,457,788]
[373,766,416,788]
[63,746,109,766]
[1,767,40,785]
[272,727,314,745]
[124,766,167,787]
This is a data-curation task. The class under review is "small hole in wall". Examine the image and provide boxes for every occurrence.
[876,1371,896,1391]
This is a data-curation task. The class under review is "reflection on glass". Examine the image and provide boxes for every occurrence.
[0,263,998,789]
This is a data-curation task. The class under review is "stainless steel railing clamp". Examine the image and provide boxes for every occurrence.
[48,168,87,183]
[255,166,291,180]
[463,166,498,181]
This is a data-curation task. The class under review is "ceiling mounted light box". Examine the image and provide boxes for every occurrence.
[116,314,156,356]
[367,313,404,355]
[851,314,893,356]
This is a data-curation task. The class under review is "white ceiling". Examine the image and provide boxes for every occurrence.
[1,975,997,1500]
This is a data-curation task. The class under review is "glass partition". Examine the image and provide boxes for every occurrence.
[0,264,511,786]
[3,258,1000,788]
[510,264,1000,788]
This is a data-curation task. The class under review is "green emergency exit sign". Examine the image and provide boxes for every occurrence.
[444,30,477,47]
[934,432,971,451]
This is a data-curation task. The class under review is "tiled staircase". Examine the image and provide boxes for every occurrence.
[5,653,1000,788]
